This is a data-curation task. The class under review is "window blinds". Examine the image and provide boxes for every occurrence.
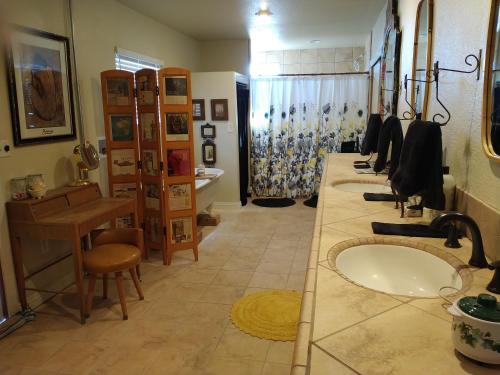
[114,47,163,72]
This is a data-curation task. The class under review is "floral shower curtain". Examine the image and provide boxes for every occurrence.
[250,75,368,198]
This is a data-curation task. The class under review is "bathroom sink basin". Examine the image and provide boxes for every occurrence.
[333,182,392,194]
[335,243,463,297]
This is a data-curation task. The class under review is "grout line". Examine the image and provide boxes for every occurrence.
[312,302,404,344]
[311,342,363,375]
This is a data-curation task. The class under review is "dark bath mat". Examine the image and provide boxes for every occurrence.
[364,193,397,202]
[371,222,448,238]
[303,195,318,208]
[252,198,296,208]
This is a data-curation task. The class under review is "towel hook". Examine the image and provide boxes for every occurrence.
[399,74,417,121]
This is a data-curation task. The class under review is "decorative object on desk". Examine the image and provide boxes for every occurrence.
[196,163,206,176]
[26,174,46,199]
[167,149,191,176]
[110,114,134,141]
[447,293,500,364]
[6,26,76,146]
[163,75,187,105]
[192,99,205,121]
[10,177,28,201]
[202,140,216,165]
[252,198,295,208]
[210,99,228,121]
[201,123,216,139]
[165,112,189,141]
[70,142,99,186]
[230,290,301,341]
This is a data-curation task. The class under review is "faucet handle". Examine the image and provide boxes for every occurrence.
[444,224,461,248]
[487,261,500,295]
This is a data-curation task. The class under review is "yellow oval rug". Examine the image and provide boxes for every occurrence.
[230,290,302,341]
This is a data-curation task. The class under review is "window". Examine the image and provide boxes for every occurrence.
[114,47,163,72]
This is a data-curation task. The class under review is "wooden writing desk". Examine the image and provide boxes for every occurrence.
[6,183,137,324]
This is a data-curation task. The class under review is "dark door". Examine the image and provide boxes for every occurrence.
[236,82,250,206]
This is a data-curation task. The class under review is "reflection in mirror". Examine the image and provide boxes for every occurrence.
[484,0,500,160]
[412,0,433,119]
[370,57,381,114]
[381,27,400,117]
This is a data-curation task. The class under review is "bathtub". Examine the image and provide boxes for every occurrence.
[195,167,224,215]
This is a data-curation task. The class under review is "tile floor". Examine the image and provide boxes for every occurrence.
[0,200,316,375]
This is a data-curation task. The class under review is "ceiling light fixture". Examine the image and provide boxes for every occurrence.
[310,39,321,44]
[255,4,273,17]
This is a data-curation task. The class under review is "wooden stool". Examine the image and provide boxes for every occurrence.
[85,229,144,320]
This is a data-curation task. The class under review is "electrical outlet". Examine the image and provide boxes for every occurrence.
[0,140,12,158]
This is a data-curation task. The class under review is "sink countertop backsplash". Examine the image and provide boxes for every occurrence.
[291,153,499,375]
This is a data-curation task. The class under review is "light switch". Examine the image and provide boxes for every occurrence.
[0,140,12,158]
[227,123,234,133]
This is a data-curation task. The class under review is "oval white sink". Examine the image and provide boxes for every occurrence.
[335,244,462,297]
[333,182,392,194]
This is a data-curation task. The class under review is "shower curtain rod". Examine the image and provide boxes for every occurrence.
[277,71,369,77]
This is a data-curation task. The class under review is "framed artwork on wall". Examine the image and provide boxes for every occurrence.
[192,99,205,121]
[201,123,216,139]
[202,140,216,165]
[210,99,228,121]
[6,26,76,146]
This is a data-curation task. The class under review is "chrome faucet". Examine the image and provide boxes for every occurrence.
[430,212,490,269]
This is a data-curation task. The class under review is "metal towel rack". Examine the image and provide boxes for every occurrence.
[398,50,482,126]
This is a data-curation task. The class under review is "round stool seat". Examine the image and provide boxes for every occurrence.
[83,244,141,274]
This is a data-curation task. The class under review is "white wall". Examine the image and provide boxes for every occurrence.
[0,0,201,315]
[370,2,388,63]
[199,40,250,76]
[191,72,241,205]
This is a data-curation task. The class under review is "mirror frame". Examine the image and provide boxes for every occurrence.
[410,0,434,120]
[380,24,402,117]
[369,56,382,114]
[482,0,500,162]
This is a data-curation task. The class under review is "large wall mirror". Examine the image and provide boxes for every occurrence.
[411,0,433,119]
[369,57,382,114]
[380,19,402,117]
[483,0,500,161]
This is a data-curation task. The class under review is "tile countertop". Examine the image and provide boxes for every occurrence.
[290,153,500,375]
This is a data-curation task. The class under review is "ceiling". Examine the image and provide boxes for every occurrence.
[118,0,386,51]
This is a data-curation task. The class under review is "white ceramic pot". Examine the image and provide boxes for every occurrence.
[447,295,500,365]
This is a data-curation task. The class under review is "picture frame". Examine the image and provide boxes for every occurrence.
[110,114,134,141]
[167,149,191,177]
[163,75,187,105]
[110,149,136,176]
[168,183,192,211]
[192,99,205,121]
[166,112,189,141]
[6,25,76,146]
[140,112,157,142]
[170,217,193,244]
[106,77,131,106]
[210,99,228,121]
[143,149,159,176]
[201,123,216,139]
[202,140,216,165]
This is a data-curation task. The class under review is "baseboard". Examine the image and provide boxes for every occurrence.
[212,202,242,209]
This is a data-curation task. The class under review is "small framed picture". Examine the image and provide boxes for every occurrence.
[167,149,191,177]
[106,77,131,106]
[168,183,192,211]
[192,99,205,121]
[211,99,228,121]
[145,215,162,243]
[143,149,159,176]
[164,75,187,105]
[136,74,155,105]
[202,140,216,165]
[111,149,136,176]
[201,123,216,139]
[110,114,134,141]
[166,113,189,141]
[6,26,77,145]
[112,183,137,199]
[144,183,161,210]
[170,217,193,244]
[140,112,157,142]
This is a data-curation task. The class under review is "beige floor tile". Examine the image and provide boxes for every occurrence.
[197,284,246,304]
[316,304,499,375]
[214,325,271,361]
[222,255,261,271]
[255,260,292,274]
[175,268,219,284]
[286,273,306,291]
[312,266,401,340]
[266,341,295,364]
[213,270,254,286]
[261,362,291,375]
[204,357,264,375]
[248,272,289,289]
[267,239,300,250]
[310,345,357,375]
